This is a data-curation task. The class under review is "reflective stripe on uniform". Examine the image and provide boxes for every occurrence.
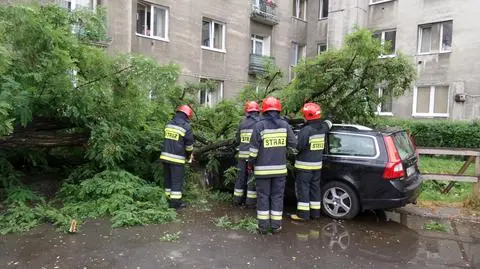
[260,128,287,135]
[270,210,283,220]
[185,145,194,151]
[240,129,254,133]
[297,202,310,211]
[262,132,287,139]
[238,151,250,159]
[294,161,323,170]
[309,134,325,141]
[234,189,244,197]
[254,165,288,176]
[160,152,186,164]
[310,201,321,209]
[165,124,186,136]
[170,191,182,199]
[249,147,258,157]
[165,188,171,198]
[247,191,257,199]
[257,210,269,220]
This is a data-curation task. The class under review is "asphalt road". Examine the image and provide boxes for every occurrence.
[1,204,479,269]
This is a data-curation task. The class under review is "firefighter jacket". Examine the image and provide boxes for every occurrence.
[160,112,194,165]
[294,119,332,171]
[236,113,260,159]
[249,112,297,178]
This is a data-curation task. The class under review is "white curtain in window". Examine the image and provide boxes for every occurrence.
[213,22,222,49]
[153,7,166,38]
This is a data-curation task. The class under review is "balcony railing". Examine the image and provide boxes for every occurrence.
[251,0,278,26]
[249,54,275,75]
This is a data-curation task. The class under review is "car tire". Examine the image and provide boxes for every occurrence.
[322,181,360,220]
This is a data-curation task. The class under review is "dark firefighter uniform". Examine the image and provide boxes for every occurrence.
[160,105,194,209]
[292,103,332,220]
[249,97,297,233]
[234,101,260,207]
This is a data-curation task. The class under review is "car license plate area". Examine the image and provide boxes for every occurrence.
[406,165,416,177]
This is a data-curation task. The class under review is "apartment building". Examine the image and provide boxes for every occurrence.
[2,0,480,120]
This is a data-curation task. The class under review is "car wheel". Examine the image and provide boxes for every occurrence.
[322,181,359,220]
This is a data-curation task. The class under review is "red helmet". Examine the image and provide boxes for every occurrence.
[262,96,282,113]
[302,102,322,120]
[176,105,193,119]
[245,101,260,112]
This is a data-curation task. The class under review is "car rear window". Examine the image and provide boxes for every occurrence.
[391,131,415,160]
[328,133,377,157]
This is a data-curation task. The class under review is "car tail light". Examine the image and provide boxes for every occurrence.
[383,136,405,180]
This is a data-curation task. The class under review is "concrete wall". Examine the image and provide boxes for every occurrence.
[368,0,480,120]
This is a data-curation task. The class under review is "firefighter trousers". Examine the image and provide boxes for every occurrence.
[295,170,322,219]
[233,159,256,206]
[256,176,286,231]
[163,163,185,206]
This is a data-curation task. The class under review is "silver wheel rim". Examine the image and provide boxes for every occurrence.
[323,187,352,218]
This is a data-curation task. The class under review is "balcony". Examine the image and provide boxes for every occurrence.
[249,54,275,75]
[251,0,278,26]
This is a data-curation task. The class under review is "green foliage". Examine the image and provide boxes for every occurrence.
[374,118,480,148]
[283,28,416,124]
[57,170,176,228]
[0,202,41,234]
[423,221,450,232]
[223,166,238,186]
[213,215,258,234]
[209,191,233,203]
[159,231,182,242]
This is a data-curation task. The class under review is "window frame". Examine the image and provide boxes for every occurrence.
[57,0,97,11]
[289,42,306,81]
[319,0,328,19]
[376,88,393,116]
[198,79,224,107]
[374,29,397,58]
[317,42,327,55]
[201,18,227,52]
[417,21,453,55]
[325,132,380,159]
[135,2,169,42]
[369,0,395,5]
[251,34,265,56]
[293,0,307,21]
[412,85,450,118]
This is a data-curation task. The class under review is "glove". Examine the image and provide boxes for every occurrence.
[247,160,254,174]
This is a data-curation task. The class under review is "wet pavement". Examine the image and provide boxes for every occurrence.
[1,204,479,269]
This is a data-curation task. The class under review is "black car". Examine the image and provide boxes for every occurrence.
[307,123,423,219]
[207,122,423,220]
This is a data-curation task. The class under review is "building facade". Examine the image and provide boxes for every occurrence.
[3,0,480,119]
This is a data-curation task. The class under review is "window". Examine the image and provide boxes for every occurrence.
[202,19,226,51]
[376,88,393,116]
[55,0,96,10]
[136,2,168,40]
[373,30,396,56]
[319,0,328,19]
[293,0,307,20]
[418,21,452,54]
[413,85,449,117]
[328,133,378,158]
[317,43,327,55]
[290,42,306,80]
[199,79,224,107]
[251,35,264,56]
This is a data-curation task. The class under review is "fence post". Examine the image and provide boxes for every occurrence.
[475,155,480,196]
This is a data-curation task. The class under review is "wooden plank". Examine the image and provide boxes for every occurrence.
[474,156,480,196]
[422,174,478,182]
[417,147,480,156]
[442,156,476,194]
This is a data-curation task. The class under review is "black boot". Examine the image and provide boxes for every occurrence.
[169,200,188,210]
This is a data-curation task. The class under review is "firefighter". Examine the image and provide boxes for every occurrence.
[249,96,297,234]
[233,101,260,207]
[290,102,332,221]
[160,105,194,209]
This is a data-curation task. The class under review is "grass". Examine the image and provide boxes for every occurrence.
[418,156,477,206]
[213,215,258,234]
[423,221,450,232]
[159,231,182,242]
